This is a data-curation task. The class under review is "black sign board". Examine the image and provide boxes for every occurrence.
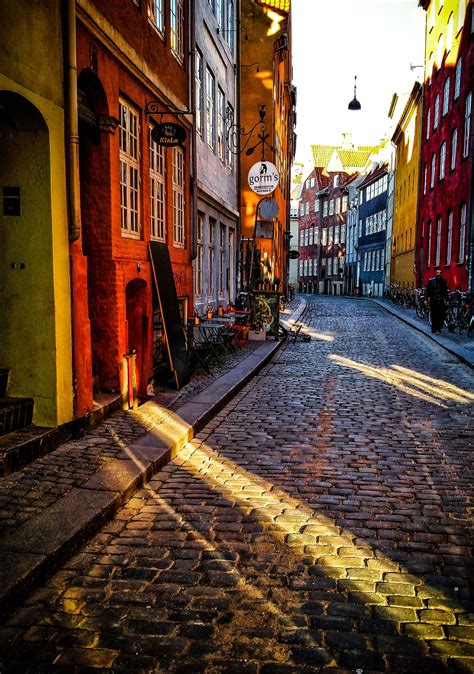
[149,242,189,389]
[288,250,300,259]
[151,122,187,147]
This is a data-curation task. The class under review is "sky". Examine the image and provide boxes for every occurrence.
[291,0,426,168]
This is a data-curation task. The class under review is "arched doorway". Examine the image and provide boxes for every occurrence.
[126,279,149,401]
[77,70,116,393]
[0,91,56,425]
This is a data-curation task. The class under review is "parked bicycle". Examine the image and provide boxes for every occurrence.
[414,288,430,320]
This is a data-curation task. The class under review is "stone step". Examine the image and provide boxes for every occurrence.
[0,397,34,437]
[0,425,60,478]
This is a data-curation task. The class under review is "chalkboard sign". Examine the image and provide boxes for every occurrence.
[149,242,189,389]
[252,291,280,339]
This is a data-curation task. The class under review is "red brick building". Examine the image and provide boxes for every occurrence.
[416,0,473,290]
[297,168,328,293]
[72,0,193,414]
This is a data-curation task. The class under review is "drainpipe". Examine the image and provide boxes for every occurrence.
[189,0,197,261]
[66,0,81,243]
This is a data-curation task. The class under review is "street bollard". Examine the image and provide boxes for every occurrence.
[124,349,138,410]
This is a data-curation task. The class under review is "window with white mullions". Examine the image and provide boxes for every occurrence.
[446,209,453,265]
[459,203,467,263]
[195,50,203,137]
[149,128,166,241]
[119,100,140,237]
[148,0,164,33]
[195,213,204,296]
[463,93,472,158]
[219,224,225,295]
[206,67,215,151]
[170,0,184,62]
[217,87,225,161]
[172,147,185,246]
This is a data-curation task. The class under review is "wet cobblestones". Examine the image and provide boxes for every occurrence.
[0,297,473,673]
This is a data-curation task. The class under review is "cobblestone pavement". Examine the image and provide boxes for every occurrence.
[1,296,473,673]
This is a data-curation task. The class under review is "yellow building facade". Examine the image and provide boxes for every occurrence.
[391,82,422,289]
[239,0,294,292]
[0,1,73,426]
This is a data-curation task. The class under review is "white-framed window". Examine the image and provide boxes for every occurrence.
[342,195,348,212]
[170,0,184,62]
[215,0,224,28]
[217,87,225,161]
[119,99,140,237]
[149,128,166,241]
[335,198,340,214]
[172,146,185,246]
[341,224,346,243]
[327,257,332,276]
[434,94,440,129]
[226,104,234,169]
[195,213,204,296]
[439,141,446,180]
[329,199,334,215]
[463,93,472,158]
[435,215,442,267]
[333,175,339,188]
[430,152,436,188]
[451,128,458,170]
[219,224,225,294]
[309,227,314,245]
[195,50,203,137]
[446,209,453,265]
[206,67,215,151]
[328,226,333,245]
[149,0,164,33]
[226,0,235,53]
[426,107,431,139]
[427,220,432,266]
[459,203,466,263]
[423,163,428,194]
[315,199,320,212]
[299,229,304,246]
[323,201,328,217]
[322,228,327,246]
[305,202,309,215]
[208,219,215,293]
[334,224,340,244]
[454,59,462,100]
[443,77,450,116]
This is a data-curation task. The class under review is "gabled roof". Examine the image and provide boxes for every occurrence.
[311,145,338,169]
[358,162,388,188]
[311,143,380,173]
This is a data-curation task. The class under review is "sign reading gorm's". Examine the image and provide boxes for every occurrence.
[248,161,279,195]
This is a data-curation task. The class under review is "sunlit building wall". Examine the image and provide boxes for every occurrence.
[297,168,327,293]
[239,0,295,292]
[417,0,473,290]
[391,82,422,289]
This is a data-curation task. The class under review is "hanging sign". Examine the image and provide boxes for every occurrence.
[248,161,279,195]
[151,122,187,147]
[288,250,300,259]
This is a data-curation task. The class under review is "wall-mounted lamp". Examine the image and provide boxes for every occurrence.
[227,104,272,160]
[410,63,424,71]
[348,75,361,111]
[234,62,260,74]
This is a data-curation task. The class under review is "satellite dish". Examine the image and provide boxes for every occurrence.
[259,197,279,219]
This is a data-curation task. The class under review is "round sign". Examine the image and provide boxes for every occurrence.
[288,250,300,259]
[151,122,187,147]
[248,161,280,195]
[259,197,279,219]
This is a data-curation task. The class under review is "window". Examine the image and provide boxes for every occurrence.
[447,12,454,52]
[215,0,224,28]
[451,128,458,170]
[459,203,466,262]
[195,50,203,137]
[299,229,304,246]
[309,227,314,245]
[195,213,204,296]
[327,257,332,276]
[205,68,215,151]
[149,128,166,241]
[427,220,432,266]
[149,0,164,33]
[334,225,340,244]
[423,163,428,194]
[341,224,346,243]
[305,202,309,215]
[172,147,185,246]
[446,209,453,265]
[434,94,440,129]
[435,216,442,267]
[119,100,140,237]
[426,107,431,139]
[315,199,320,212]
[217,87,225,161]
[226,104,234,168]
[442,77,450,116]
[219,224,225,294]
[430,152,436,188]
[208,219,215,293]
[436,33,444,68]
[342,195,348,212]
[226,0,235,53]
[439,141,446,180]
[170,0,184,61]
[323,201,328,217]
[335,198,340,214]
[454,59,462,100]
[329,199,334,215]
[333,175,339,188]
[322,228,327,246]
[463,93,472,158]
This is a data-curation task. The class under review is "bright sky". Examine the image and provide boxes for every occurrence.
[292,0,426,167]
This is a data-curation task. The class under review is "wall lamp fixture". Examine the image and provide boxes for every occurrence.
[227,104,272,160]
[234,62,260,74]
[217,26,249,40]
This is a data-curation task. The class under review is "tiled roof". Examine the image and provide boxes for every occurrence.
[311,145,337,168]
[311,143,380,172]
[338,149,374,168]
[256,0,290,13]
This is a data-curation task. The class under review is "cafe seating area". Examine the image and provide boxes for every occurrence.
[186,306,251,373]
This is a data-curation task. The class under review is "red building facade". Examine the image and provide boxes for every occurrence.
[297,168,327,293]
[72,0,193,415]
[417,0,473,290]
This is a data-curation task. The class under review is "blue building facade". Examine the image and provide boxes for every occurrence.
[357,165,388,298]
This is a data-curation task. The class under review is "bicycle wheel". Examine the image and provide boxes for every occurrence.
[416,303,426,319]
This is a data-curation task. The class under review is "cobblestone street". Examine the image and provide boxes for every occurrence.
[1,296,473,673]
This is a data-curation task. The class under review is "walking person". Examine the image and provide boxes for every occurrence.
[426,269,449,334]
